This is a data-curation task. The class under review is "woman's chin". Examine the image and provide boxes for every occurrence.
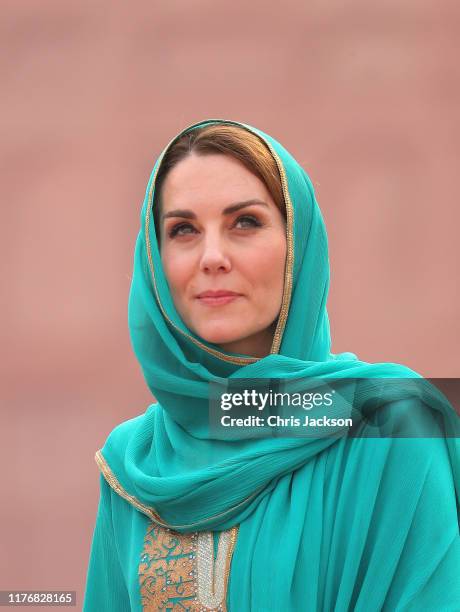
[193,323,246,348]
[200,330,242,347]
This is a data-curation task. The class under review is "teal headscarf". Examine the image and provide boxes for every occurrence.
[99,119,460,610]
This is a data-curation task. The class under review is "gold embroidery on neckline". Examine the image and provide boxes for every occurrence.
[139,522,238,611]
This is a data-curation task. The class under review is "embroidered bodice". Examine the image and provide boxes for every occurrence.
[139,522,238,611]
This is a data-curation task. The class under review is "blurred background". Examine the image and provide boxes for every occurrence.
[1,0,459,607]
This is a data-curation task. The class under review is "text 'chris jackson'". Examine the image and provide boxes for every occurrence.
[220,415,353,428]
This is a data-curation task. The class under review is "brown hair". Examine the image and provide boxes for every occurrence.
[153,124,286,240]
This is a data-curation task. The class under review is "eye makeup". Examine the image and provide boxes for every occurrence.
[166,213,264,240]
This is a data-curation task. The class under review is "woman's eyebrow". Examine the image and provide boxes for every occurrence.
[162,199,269,220]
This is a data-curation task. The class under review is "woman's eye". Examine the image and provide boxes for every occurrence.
[234,215,262,229]
[168,223,197,238]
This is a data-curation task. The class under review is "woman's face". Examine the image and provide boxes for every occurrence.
[159,152,286,357]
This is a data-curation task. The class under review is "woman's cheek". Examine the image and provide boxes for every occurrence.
[164,251,192,289]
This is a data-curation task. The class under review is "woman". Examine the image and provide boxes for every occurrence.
[83,119,460,611]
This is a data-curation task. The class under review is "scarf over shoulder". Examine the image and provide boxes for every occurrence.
[91,119,460,611]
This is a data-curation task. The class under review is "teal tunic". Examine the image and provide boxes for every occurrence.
[83,413,460,611]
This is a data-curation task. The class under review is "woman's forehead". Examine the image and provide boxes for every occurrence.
[160,153,274,212]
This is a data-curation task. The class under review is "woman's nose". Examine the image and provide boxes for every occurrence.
[199,234,231,274]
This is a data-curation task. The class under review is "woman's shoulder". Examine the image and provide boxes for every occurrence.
[103,412,145,447]
[94,404,158,495]
[100,403,157,455]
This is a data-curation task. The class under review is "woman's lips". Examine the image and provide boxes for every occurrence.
[196,292,242,306]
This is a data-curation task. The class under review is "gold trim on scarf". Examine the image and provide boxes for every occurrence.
[144,118,294,364]
[95,449,164,524]
[139,522,238,611]
[95,449,264,530]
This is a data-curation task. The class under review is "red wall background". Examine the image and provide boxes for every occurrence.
[1,1,459,608]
